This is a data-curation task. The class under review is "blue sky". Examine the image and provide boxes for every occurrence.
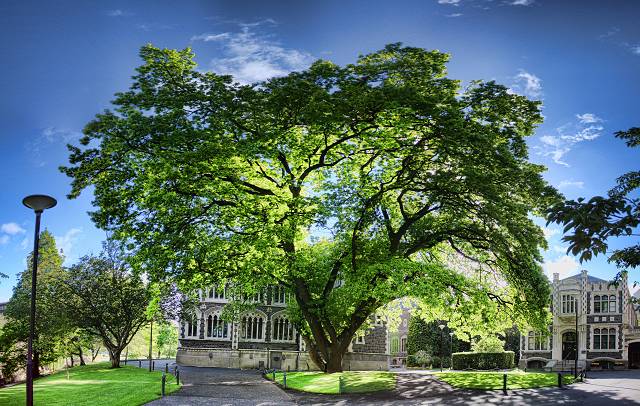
[1,0,639,301]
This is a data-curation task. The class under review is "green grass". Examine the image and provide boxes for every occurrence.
[434,371,576,389]
[267,371,396,394]
[0,362,180,406]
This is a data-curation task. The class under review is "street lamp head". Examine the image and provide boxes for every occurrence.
[449,332,454,337]
[438,324,445,330]
[23,195,57,213]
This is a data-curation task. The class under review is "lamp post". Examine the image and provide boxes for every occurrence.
[438,324,445,372]
[449,332,454,370]
[575,296,578,378]
[23,194,57,406]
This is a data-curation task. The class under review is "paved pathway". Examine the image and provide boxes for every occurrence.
[137,361,639,405]
[141,361,295,406]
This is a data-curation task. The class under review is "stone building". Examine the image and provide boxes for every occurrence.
[388,306,411,366]
[519,270,640,370]
[176,284,389,370]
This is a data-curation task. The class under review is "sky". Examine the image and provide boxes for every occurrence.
[1,0,639,301]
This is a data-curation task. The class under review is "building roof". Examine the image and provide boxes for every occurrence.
[560,273,608,284]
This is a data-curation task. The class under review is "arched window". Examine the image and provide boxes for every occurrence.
[609,295,616,313]
[185,314,198,338]
[272,315,295,341]
[593,328,616,350]
[527,331,548,350]
[241,313,265,340]
[390,337,400,353]
[272,285,287,304]
[206,313,229,339]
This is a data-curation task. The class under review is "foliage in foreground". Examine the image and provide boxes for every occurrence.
[0,362,179,406]
[451,351,514,370]
[435,371,575,389]
[268,371,395,394]
[63,43,559,371]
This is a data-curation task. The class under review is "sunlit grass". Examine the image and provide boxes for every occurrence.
[0,362,180,406]
[266,371,395,394]
[434,371,576,389]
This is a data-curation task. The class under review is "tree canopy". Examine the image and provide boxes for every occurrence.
[547,127,640,289]
[62,43,559,372]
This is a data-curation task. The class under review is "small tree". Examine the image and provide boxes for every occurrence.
[155,323,178,358]
[60,251,150,368]
[472,335,505,353]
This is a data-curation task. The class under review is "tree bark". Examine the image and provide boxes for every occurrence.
[33,350,41,378]
[108,348,121,368]
[78,347,85,366]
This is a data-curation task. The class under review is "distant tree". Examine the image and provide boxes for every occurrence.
[63,44,559,372]
[155,323,178,358]
[407,317,469,356]
[502,326,521,363]
[547,127,640,291]
[59,251,150,368]
[1,231,69,378]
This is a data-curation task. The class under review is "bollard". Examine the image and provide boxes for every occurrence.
[139,360,142,368]
[338,375,344,394]
[272,369,276,381]
[503,373,507,395]
[558,373,562,388]
[283,371,287,389]
[176,368,180,385]
[152,361,155,371]
[161,371,166,397]
[165,363,169,374]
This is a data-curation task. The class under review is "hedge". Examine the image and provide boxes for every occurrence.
[451,351,514,370]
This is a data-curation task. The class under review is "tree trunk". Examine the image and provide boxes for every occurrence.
[78,347,86,366]
[109,348,121,368]
[325,351,345,373]
[33,350,41,378]
[70,356,75,367]
[148,320,153,372]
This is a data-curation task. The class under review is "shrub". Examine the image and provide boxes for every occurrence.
[471,336,505,353]
[413,350,431,367]
[451,351,514,370]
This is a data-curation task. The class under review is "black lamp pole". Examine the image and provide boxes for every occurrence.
[438,324,445,372]
[23,195,56,406]
[575,296,578,378]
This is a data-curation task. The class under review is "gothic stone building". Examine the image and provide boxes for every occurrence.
[176,285,389,370]
[519,270,640,370]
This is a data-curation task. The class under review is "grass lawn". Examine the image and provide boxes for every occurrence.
[267,371,396,394]
[434,371,576,389]
[0,362,180,406]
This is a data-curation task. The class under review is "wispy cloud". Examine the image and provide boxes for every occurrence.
[445,13,463,17]
[1,223,26,235]
[509,0,534,5]
[542,226,560,240]
[438,0,461,4]
[20,237,29,250]
[106,9,133,17]
[191,20,314,84]
[558,180,584,189]
[55,228,82,265]
[544,255,579,279]
[537,113,604,166]
[26,127,81,167]
[512,70,543,98]
[0,235,9,245]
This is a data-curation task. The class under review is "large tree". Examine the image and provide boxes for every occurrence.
[1,231,68,378]
[547,127,640,290]
[62,44,559,372]
[59,251,150,368]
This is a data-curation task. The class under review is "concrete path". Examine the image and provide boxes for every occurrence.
[290,370,640,405]
[140,361,295,406]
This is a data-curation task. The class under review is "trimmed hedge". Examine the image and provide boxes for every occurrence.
[452,351,514,370]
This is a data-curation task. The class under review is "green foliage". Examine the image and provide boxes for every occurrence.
[406,317,469,357]
[547,127,640,289]
[452,351,515,370]
[472,335,505,353]
[0,362,179,405]
[1,231,69,378]
[407,350,432,367]
[155,323,178,358]
[62,43,559,371]
[58,249,150,368]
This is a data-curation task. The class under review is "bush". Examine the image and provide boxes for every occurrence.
[452,351,514,370]
[471,336,505,353]
[410,350,431,367]
[432,356,451,369]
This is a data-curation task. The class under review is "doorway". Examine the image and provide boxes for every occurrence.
[562,331,577,360]
[629,342,640,369]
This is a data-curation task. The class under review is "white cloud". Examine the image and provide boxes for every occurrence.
[191,22,315,84]
[26,127,82,167]
[0,235,9,245]
[544,255,579,279]
[445,13,463,17]
[631,46,640,55]
[510,0,534,5]
[576,113,602,124]
[542,226,560,240]
[558,180,584,189]
[537,114,604,166]
[20,237,29,250]
[1,222,26,235]
[438,0,461,4]
[513,70,543,98]
[552,245,568,254]
[55,228,82,264]
[106,9,132,17]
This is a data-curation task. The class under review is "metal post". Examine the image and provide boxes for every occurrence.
[558,372,562,388]
[503,373,507,395]
[139,360,142,368]
[149,319,153,372]
[272,369,276,381]
[161,372,166,397]
[165,363,169,374]
[176,367,180,385]
[26,211,42,406]
[283,371,287,389]
[575,299,578,379]
[338,375,344,394]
